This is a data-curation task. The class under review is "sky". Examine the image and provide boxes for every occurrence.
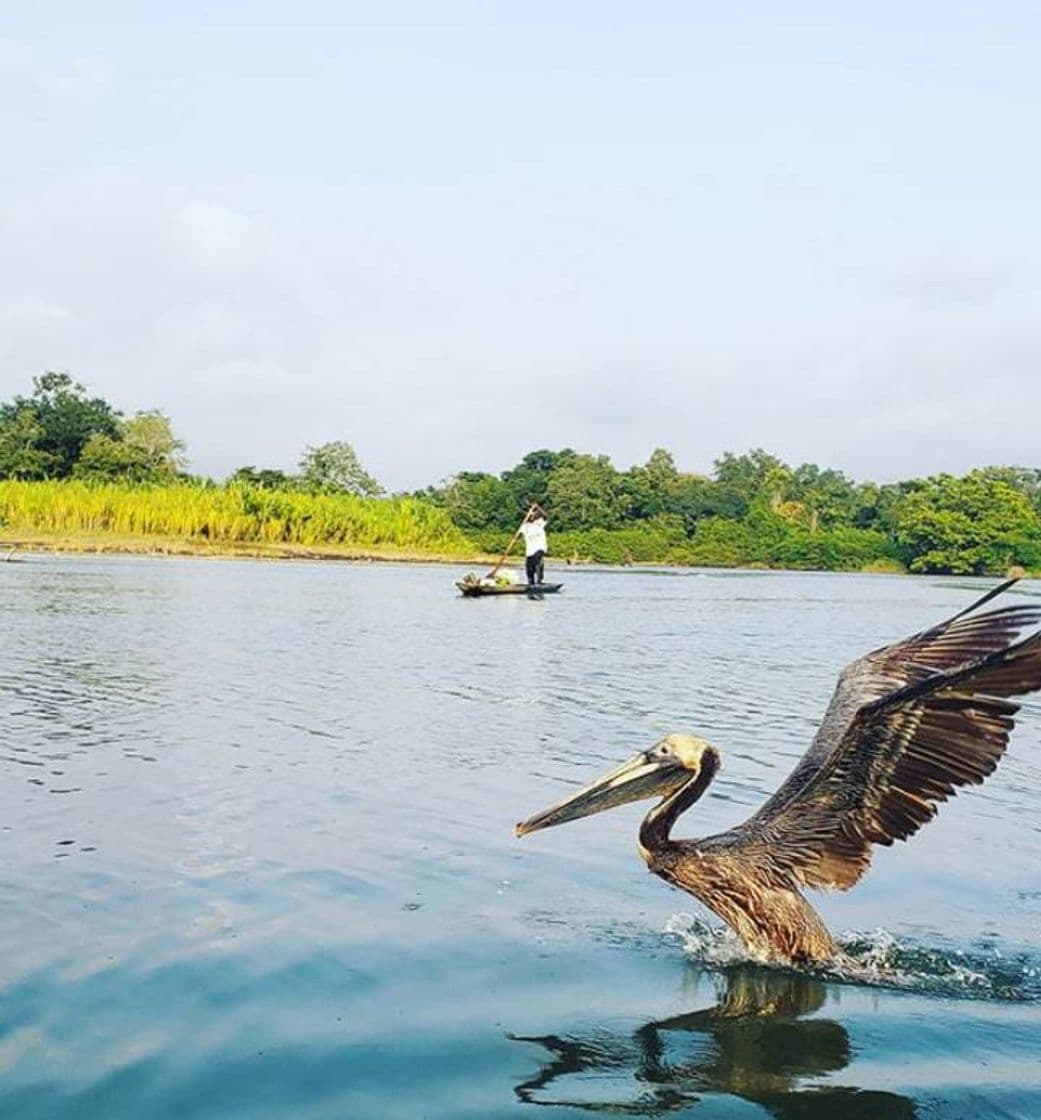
[2,2,1040,491]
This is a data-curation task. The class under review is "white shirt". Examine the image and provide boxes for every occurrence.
[520,517,547,556]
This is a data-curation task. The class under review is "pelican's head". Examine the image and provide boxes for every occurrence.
[514,733,715,838]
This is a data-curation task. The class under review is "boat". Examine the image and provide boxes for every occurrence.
[456,580,564,598]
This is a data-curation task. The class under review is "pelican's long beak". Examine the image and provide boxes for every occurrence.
[515,750,687,838]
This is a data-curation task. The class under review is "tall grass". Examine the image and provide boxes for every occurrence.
[0,480,472,553]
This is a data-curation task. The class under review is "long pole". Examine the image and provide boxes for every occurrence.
[486,503,536,579]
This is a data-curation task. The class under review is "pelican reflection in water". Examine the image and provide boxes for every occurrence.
[511,967,917,1118]
[516,580,1041,964]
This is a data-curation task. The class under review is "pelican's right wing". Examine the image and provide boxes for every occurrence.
[712,582,1041,890]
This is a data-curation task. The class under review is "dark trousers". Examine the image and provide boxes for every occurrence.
[525,550,545,586]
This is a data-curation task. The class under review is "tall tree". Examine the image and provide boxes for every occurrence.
[299,441,382,496]
[713,449,791,510]
[440,471,515,531]
[0,407,55,479]
[788,464,858,532]
[976,465,1041,515]
[121,411,187,478]
[2,372,122,478]
[623,448,680,518]
[74,411,187,482]
[500,448,575,522]
[547,453,630,530]
[74,433,148,481]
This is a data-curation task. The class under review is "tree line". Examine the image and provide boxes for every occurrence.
[417,448,1041,576]
[0,372,379,496]
[3,372,1040,575]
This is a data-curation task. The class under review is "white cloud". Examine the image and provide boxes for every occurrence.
[168,203,271,277]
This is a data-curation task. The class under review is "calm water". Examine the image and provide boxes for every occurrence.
[2,556,1040,1119]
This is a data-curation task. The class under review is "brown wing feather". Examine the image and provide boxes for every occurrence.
[707,583,1041,892]
[751,581,1041,824]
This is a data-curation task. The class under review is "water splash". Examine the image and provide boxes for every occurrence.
[836,927,1041,1001]
[662,913,760,967]
[663,913,1041,1001]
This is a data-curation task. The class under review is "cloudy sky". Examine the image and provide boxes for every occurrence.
[2,2,1040,490]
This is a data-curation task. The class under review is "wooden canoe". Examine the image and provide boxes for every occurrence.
[456,581,564,598]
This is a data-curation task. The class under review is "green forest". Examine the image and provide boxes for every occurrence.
[418,448,1041,575]
[2,372,1041,575]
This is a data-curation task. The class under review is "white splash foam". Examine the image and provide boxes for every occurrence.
[662,914,1041,1001]
[662,912,763,966]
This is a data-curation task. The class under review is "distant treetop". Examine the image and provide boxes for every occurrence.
[298,440,383,497]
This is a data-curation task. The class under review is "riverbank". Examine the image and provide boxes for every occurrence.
[0,530,493,565]
[7,532,1041,585]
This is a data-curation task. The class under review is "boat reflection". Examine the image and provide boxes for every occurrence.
[510,966,918,1117]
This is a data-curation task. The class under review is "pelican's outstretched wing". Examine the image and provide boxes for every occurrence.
[714,581,1041,890]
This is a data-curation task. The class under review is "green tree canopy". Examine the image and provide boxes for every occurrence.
[73,411,186,483]
[547,453,631,530]
[788,464,858,531]
[439,471,515,532]
[122,411,187,478]
[622,448,680,518]
[500,448,574,522]
[713,448,791,508]
[74,433,147,481]
[668,473,745,530]
[228,466,295,490]
[893,471,1041,574]
[0,372,122,478]
[975,466,1041,515]
[0,407,54,479]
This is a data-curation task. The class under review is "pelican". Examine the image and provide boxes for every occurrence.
[516,580,1041,965]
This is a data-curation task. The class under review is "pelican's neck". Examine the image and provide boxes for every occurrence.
[639,747,720,855]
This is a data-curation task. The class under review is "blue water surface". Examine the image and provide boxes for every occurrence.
[2,556,1040,1119]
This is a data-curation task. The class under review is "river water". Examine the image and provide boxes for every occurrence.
[2,556,1040,1119]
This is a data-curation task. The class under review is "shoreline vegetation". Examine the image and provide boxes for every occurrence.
[3,373,1041,576]
[0,477,1030,577]
[0,481,477,564]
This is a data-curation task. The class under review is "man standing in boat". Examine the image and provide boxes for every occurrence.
[520,504,548,588]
